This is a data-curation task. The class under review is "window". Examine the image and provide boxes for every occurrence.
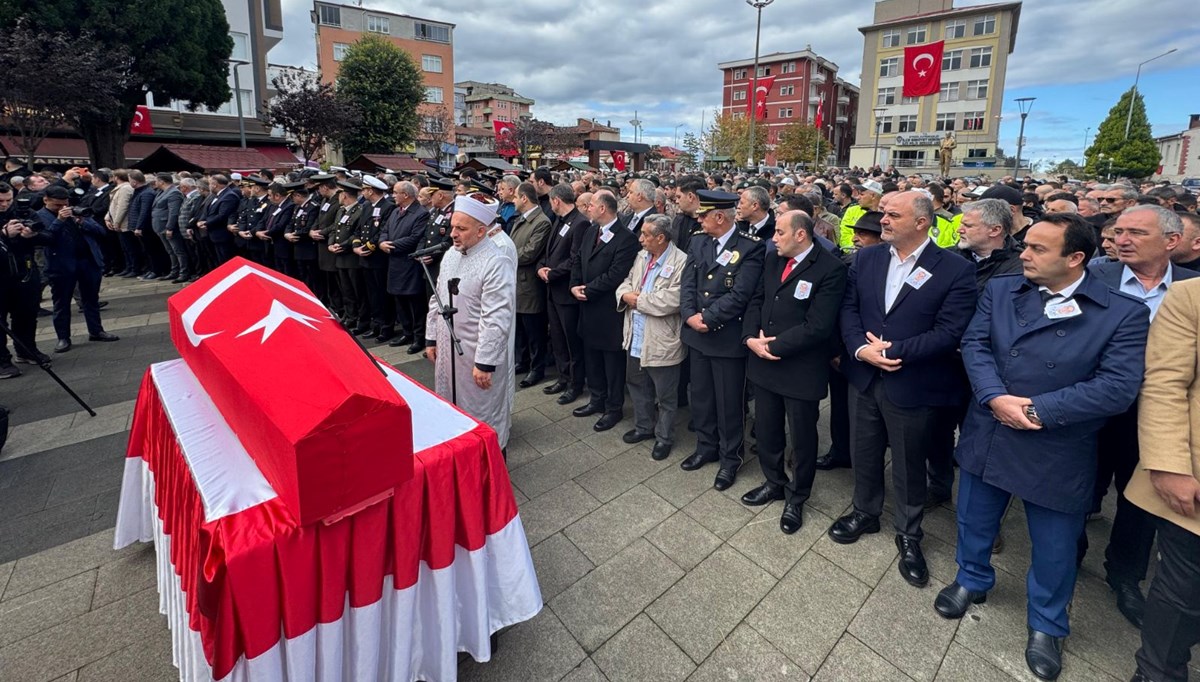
[942,49,962,71]
[901,95,919,105]
[898,115,918,133]
[332,43,350,62]
[425,86,443,104]
[879,117,894,134]
[782,62,796,74]
[907,26,927,44]
[969,47,992,69]
[415,22,450,43]
[968,148,988,158]
[879,57,899,78]
[733,68,746,79]
[967,79,989,99]
[230,32,249,61]
[939,82,960,101]
[366,15,389,34]
[892,150,926,166]
[963,111,986,130]
[216,89,253,116]
[756,66,772,77]
[936,113,956,131]
[779,108,793,118]
[733,89,747,101]
[944,20,965,39]
[317,4,340,26]
[422,55,442,73]
[422,115,445,134]
[779,85,794,96]
[876,87,896,106]
[733,111,746,120]
[973,14,996,35]
[882,30,900,48]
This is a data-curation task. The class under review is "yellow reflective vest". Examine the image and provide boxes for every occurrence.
[838,204,866,250]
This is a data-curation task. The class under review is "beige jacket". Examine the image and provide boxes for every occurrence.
[106,182,134,232]
[1129,278,1200,535]
[615,243,688,368]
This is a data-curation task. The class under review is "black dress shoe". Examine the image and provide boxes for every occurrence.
[406,342,425,355]
[351,325,371,336]
[679,451,718,471]
[713,467,737,491]
[1025,628,1064,680]
[543,379,569,395]
[374,329,395,343]
[358,326,379,339]
[651,442,672,461]
[88,331,120,342]
[389,334,414,347]
[780,504,804,534]
[573,402,604,418]
[934,582,987,619]
[15,352,52,366]
[622,429,654,445]
[828,510,881,544]
[519,371,545,389]
[1106,577,1145,629]
[593,412,622,432]
[54,338,72,353]
[741,482,785,506]
[514,365,529,375]
[97,300,109,310]
[896,535,929,587]
[815,452,851,470]
[556,388,581,405]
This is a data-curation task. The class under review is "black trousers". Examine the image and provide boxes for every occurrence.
[850,376,942,540]
[101,230,123,274]
[1135,518,1200,681]
[118,231,145,273]
[360,267,393,330]
[140,228,170,275]
[548,301,584,390]
[690,349,746,470]
[292,259,316,291]
[212,240,236,265]
[48,264,105,340]
[336,267,369,328]
[754,385,820,506]
[516,310,548,374]
[1094,403,1156,585]
[315,269,342,317]
[583,346,625,413]
[0,271,43,362]
[394,293,427,342]
[827,368,851,463]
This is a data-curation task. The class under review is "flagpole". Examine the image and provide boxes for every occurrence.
[745,0,774,169]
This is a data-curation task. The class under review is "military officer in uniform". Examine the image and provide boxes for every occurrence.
[309,174,342,317]
[353,175,396,342]
[329,178,369,334]
[679,190,766,490]
[284,181,319,291]
[237,176,271,263]
[419,177,456,295]
[258,182,295,275]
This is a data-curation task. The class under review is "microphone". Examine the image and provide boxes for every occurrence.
[409,242,448,259]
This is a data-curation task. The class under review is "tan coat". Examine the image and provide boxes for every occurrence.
[1129,278,1200,535]
[615,243,688,368]
[106,182,134,232]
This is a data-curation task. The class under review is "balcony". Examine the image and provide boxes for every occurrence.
[837,94,851,104]
[482,107,492,114]
[811,72,826,84]
[836,115,849,124]
[809,94,822,104]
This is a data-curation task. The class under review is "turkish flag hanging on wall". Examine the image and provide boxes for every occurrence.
[903,41,944,97]
[493,120,517,157]
[750,75,777,120]
[130,105,154,135]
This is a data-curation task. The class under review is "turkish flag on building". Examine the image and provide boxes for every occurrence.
[814,93,825,129]
[903,41,944,97]
[130,105,154,135]
[611,150,627,171]
[750,75,777,120]
[493,120,517,157]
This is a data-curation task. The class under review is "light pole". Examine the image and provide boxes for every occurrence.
[1125,48,1176,139]
[226,59,250,149]
[674,123,685,148]
[871,106,885,169]
[745,0,774,169]
[1013,97,1035,176]
[1083,126,1090,163]
[629,112,642,144]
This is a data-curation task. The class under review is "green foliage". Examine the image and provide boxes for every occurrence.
[1084,89,1160,179]
[774,123,823,166]
[707,112,767,167]
[1046,158,1082,178]
[335,35,425,160]
[680,132,702,167]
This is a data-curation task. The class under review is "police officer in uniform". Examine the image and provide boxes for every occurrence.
[284,181,319,288]
[329,178,368,334]
[259,182,295,275]
[353,175,396,342]
[419,178,456,294]
[679,190,765,490]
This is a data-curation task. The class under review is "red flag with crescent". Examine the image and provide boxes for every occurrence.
[903,41,944,97]
[130,105,154,135]
[611,150,627,171]
[750,75,776,120]
[814,93,825,129]
[493,120,517,157]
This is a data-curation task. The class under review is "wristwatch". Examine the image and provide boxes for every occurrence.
[1024,404,1041,425]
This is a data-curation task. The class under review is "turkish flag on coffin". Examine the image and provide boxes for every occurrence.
[167,257,414,526]
[903,41,944,98]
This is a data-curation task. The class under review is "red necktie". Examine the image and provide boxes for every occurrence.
[781,258,796,282]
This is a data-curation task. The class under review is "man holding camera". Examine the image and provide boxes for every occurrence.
[0,182,51,377]
[33,186,118,353]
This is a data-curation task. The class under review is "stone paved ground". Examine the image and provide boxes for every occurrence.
[1,276,1196,681]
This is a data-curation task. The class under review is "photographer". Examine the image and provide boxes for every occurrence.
[0,182,50,378]
[33,186,118,352]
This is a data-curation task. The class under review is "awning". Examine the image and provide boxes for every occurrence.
[0,136,161,166]
[345,154,432,173]
[132,144,293,174]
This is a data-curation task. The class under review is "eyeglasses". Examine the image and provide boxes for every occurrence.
[1097,197,1122,203]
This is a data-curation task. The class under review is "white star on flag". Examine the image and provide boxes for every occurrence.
[237,299,322,343]
[918,69,928,77]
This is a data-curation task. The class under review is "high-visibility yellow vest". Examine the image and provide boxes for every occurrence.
[838,204,866,249]
[930,213,960,248]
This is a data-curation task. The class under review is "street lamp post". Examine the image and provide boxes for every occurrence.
[745,0,774,170]
[1083,126,1090,163]
[629,111,642,144]
[871,107,885,169]
[1013,97,1035,177]
[1125,48,1177,139]
[674,123,685,148]
[226,59,251,149]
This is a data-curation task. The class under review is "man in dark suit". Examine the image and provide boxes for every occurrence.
[679,190,765,490]
[736,185,775,240]
[259,183,296,276]
[540,185,590,404]
[511,182,553,388]
[1084,205,1199,630]
[284,182,319,290]
[380,181,430,354]
[198,174,241,266]
[830,191,978,589]
[740,210,847,533]
[309,175,343,316]
[570,189,639,431]
[236,176,271,265]
[936,213,1149,681]
[622,178,659,234]
[353,176,396,342]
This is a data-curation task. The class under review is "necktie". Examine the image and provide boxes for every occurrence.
[781,258,796,282]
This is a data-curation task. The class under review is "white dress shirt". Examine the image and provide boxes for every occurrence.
[884,238,932,312]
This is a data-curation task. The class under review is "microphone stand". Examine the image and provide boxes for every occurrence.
[418,255,464,406]
[0,317,96,416]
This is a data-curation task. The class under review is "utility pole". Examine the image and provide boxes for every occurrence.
[744,0,774,169]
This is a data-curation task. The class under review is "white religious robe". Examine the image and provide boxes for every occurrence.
[427,236,517,447]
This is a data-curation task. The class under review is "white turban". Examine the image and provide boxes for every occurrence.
[454,193,500,226]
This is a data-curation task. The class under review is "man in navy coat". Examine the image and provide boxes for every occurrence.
[935,212,1150,681]
[830,191,977,589]
[380,180,431,354]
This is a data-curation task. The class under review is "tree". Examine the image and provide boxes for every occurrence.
[510,117,560,167]
[336,34,425,160]
[707,112,766,167]
[0,20,129,170]
[774,123,822,166]
[265,71,360,165]
[0,0,234,168]
[680,132,702,167]
[1084,89,1160,179]
[1046,158,1083,178]
[414,104,455,163]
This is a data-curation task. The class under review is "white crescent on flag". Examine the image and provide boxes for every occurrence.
[912,53,935,70]
[180,264,331,346]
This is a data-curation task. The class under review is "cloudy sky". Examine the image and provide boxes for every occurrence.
[272,0,1200,165]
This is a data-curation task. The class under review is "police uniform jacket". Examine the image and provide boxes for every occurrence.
[680,228,765,359]
[314,190,342,271]
[263,199,296,256]
[570,219,639,352]
[288,198,320,261]
[539,207,589,307]
[239,194,269,251]
[743,245,847,400]
[354,197,395,270]
[957,273,1150,514]
[383,200,429,296]
[331,199,365,269]
[422,203,454,268]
